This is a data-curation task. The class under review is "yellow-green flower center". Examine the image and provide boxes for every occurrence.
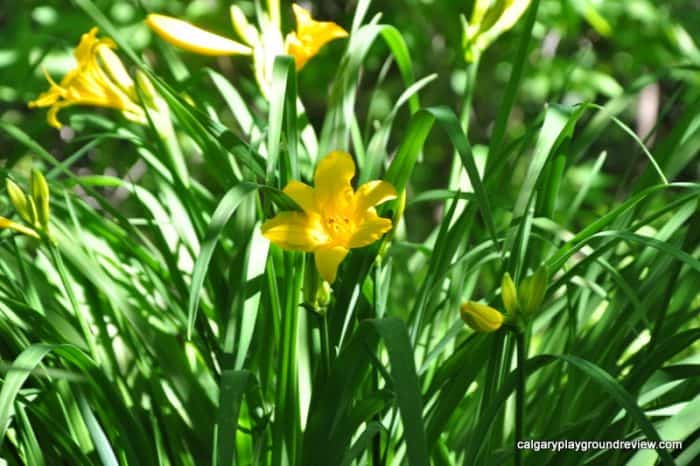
[324,213,353,239]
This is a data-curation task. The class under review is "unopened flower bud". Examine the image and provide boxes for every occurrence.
[135,70,159,109]
[501,272,518,318]
[519,266,548,316]
[316,281,332,310]
[6,178,32,224]
[460,301,504,333]
[30,169,50,229]
[303,259,333,315]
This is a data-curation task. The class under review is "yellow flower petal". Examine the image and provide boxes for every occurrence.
[314,245,348,283]
[261,211,328,251]
[354,180,397,212]
[28,28,144,128]
[146,14,252,56]
[347,209,393,249]
[313,151,355,209]
[283,180,317,214]
[285,4,348,70]
[46,102,70,129]
[72,27,108,61]
[0,217,40,239]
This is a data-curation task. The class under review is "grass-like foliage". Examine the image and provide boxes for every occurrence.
[1,1,699,465]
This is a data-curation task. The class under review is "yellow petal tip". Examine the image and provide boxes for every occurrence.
[146,13,252,56]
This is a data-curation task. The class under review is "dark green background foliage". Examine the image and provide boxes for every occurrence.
[1,1,700,465]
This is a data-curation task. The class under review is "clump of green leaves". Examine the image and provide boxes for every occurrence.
[1,0,699,465]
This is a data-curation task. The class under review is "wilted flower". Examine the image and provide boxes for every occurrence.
[29,28,145,128]
[262,151,396,283]
[460,301,504,333]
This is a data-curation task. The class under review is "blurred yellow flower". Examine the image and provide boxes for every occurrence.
[460,301,504,332]
[28,28,145,128]
[262,151,396,283]
[146,3,347,88]
[285,4,348,70]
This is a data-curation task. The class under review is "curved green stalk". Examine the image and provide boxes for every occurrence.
[47,243,99,362]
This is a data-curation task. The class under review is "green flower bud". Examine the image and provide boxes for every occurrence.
[135,70,159,110]
[501,272,519,318]
[519,266,548,316]
[460,301,504,333]
[6,178,32,224]
[315,281,332,310]
[30,169,50,228]
[303,259,333,315]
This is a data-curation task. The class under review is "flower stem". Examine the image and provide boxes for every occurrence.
[459,59,480,133]
[473,331,505,463]
[47,243,99,360]
[157,120,191,189]
[448,59,480,215]
[272,252,303,466]
[515,330,527,466]
[320,314,331,378]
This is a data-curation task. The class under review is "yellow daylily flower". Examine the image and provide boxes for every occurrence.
[284,4,348,70]
[28,28,145,128]
[460,301,504,332]
[262,151,397,283]
[146,14,253,56]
